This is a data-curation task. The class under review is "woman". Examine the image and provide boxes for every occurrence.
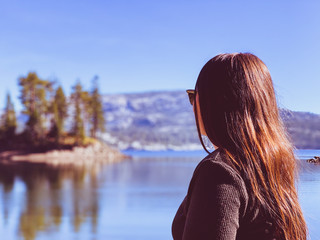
[172,53,307,240]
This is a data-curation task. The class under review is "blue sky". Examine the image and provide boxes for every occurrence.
[1,0,320,113]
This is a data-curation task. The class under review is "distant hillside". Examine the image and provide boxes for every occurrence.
[100,91,320,150]
[282,110,320,149]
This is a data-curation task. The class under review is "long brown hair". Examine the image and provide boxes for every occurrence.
[194,53,307,240]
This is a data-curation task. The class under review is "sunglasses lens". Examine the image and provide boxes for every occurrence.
[188,93,194,105]
[186,90,195,105]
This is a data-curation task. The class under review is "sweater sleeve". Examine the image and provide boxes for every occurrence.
[182,160,247,240]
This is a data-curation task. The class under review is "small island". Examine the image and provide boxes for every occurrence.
[0,137,127,165]
[0,72,126,165]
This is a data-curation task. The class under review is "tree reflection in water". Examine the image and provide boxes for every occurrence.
[0,161,100,240]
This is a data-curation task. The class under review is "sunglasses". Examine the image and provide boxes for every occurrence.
[186,89,195,105]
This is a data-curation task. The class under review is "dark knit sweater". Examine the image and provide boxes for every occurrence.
[172,149,279,240]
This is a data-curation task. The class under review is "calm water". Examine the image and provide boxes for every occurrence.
[0,150,319,240]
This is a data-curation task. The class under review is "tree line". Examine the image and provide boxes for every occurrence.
[0,72,105,150]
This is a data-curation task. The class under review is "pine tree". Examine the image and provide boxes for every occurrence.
[80,90,91,136]
[1,93,17,143]
[89,77,105,138]
[70,81,86,145]
[18,72,53,142]
[49,86,67,143]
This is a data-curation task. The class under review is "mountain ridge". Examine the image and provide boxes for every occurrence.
[101,90,320,150]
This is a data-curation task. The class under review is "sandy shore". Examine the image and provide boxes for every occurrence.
[0,142,129,166]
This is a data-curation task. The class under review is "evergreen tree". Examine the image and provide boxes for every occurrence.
[18,72,53,142]
[80,90,91,135]
[89,77,105,138]
[70,81,86,145]
[49,86,67,143]
[1,93,17,143]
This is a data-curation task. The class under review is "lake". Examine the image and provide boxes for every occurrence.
[0,149,319,240]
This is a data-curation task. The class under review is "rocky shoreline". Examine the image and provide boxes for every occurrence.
[307,156,320,164]
[0,142,129,166]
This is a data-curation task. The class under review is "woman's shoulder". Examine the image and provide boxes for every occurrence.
[187,148,249,218]
[194,148,244,184]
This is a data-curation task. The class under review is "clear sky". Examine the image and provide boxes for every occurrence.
[1,0,320,113]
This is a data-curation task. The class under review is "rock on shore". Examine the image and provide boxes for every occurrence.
[307,156,320,164]
[0,142,128,166]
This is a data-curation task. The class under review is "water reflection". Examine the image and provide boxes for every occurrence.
[0,161,100,240]
[0,153,319,240]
